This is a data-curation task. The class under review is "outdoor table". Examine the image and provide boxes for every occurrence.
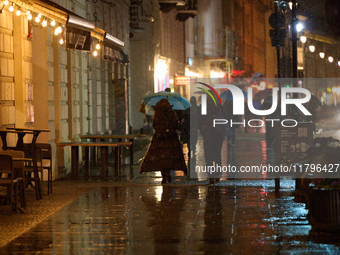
[57,141,132,180]
[80,134,146,166]
[1,128,50,200]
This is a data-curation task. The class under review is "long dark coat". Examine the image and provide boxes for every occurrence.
[140,102,188,174]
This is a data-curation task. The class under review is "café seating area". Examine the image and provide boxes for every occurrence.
[0,128,145,214]
[0,128,50,213]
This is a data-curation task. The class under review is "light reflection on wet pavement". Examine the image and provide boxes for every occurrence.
[1,136,340,254]
[1,184,340,254]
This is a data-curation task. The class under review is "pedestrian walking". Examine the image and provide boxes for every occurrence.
[198,95,226,184]
[179,96,199,159]
[140,99,187,183]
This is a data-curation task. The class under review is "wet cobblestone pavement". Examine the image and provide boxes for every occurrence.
[1,184,340,254]
[1,132,340,254]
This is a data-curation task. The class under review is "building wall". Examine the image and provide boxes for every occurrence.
[221,0,274,77]
[130,0,162,131]
[161,9,185,76]
[0,10,16,147]
[86,0,130,134]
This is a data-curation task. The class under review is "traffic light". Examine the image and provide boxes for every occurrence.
[269,10,287,48]
[270,29,287,47]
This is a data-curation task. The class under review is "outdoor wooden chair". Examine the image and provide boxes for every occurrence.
[0,150,27,209]
[0,154,18,214]
[36,143,52,194]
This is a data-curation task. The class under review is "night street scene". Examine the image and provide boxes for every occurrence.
[3,0,340,254]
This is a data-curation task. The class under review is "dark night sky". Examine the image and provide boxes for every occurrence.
[297,0,337,38]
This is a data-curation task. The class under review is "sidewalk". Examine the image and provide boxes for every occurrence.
[1,132,340,254]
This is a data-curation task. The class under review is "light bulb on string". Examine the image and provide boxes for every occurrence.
[4,0,9,5]
[300,36,306,43]
[35,16,40,23]
[16,9,21,16]
[93,50,98,57]
[59,38,64,45]
[9,4,14,12]
[50,19,56,26]
[42,19,47,27]
[38,14,41,18]
[96,43,101,50]
[54,26,62,35]
[27,13,32,20]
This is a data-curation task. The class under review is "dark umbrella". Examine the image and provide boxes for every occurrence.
[220,89,247,101]
[253,88,273,102]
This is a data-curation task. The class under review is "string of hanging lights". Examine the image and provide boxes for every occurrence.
[1,0,122,58]
[299,35,340,66]
[1,0,66,46]
[0,0,101,56]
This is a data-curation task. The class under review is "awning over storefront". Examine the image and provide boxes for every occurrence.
[103,41,129,64]
[66,15,95,31]
[65,15,95,51]
[103,33,128,64]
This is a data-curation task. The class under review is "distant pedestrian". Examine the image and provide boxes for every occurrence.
[139,91,154,135]
[140,99,187,183]
[190,97,199,156]
[180,96,199,159]
[222,100,236,146]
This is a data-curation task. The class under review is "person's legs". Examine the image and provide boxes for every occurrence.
[213,138,223,182]
[166,170,171,183]
[161,170,167,184]
[161,169,171,183]
[231,126,236,145]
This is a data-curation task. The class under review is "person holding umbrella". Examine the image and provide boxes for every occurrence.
[140,95,189,183]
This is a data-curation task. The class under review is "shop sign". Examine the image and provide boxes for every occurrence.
[175,76,191,85]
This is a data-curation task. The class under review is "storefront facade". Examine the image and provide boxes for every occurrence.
[0,0,130,178]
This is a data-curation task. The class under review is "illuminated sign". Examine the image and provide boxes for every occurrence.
[175,76,192,85]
